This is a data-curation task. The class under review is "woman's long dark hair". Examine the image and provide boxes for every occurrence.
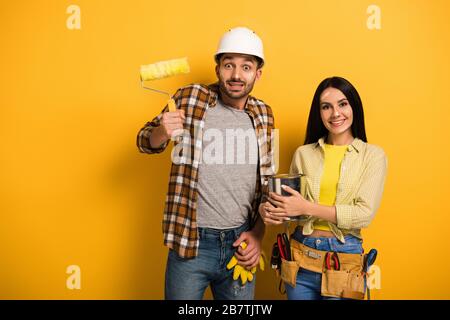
[304,77,367,145]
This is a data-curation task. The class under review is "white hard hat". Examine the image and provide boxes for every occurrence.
[215,27,265,65]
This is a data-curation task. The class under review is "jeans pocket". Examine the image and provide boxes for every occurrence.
[281,258,299,288]
[168,249,187,262]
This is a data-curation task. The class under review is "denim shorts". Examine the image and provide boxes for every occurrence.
[286,227,364,300]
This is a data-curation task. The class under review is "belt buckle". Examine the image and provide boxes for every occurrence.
[306,250,321,259]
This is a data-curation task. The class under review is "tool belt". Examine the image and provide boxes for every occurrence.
[279,238,368,300]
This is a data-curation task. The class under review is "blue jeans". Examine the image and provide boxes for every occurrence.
[285,228,364,300]
[165,222,255,300]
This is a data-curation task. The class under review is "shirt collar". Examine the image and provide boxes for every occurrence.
[316,136,364,153]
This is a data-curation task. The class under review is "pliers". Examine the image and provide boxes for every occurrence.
[271,242,281,269]
[277,234,286,260]
[277,233,292,261]
[325,252,340,270]
[282,233,291,260]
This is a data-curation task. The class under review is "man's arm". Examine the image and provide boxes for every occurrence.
[233,215,265,269]
[136,108,185,154]
[149,111,185,148]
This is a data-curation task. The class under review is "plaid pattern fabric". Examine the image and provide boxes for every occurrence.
[289,137,387,243]
[137,83,275,258]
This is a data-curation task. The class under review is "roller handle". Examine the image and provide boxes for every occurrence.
[167,98,182,142]
[167,98,177,112]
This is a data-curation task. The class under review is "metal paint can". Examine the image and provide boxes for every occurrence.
[268,173,303,196]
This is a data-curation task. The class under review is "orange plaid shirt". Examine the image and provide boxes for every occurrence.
[137,83,275,258]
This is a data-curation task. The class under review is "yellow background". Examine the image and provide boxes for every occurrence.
[1,0,449,299]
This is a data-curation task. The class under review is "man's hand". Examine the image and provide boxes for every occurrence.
[233,230,262,269]
[226,241,265,285]
[160,109,185,139]
[150,109,185,148]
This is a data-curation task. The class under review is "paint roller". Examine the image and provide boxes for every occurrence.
[140,57,190,112]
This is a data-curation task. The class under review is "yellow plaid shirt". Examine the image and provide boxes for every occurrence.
[289,137,387,242]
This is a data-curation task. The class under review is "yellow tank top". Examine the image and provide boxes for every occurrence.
[314,143,348,231]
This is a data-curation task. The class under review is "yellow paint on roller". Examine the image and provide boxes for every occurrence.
[140,57,190,81]
[140,57,190,112]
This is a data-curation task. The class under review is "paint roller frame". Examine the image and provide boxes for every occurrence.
[140,57,190,112]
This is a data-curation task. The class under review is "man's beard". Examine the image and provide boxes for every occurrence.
[218,77,256,100]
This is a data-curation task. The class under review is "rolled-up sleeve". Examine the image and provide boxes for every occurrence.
[136,106,169,154]
[336,151,388,229]
[259,106,275,204]
[136,89,183,154]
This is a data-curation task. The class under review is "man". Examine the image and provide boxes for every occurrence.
[137,27,275,300]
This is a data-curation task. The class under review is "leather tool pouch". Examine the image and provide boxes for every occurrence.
[280,258,299,288]
[282,239,368,300]
[321,269,365,299]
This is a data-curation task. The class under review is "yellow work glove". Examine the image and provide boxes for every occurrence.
[226,241,266,285]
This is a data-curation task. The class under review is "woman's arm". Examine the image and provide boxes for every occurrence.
[334,151,387,229]
[267,150,387,229]
[266,186,337,223]
[304,200,337,224]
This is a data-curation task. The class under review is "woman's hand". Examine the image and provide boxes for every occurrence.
[267,185,310,218]
[259,201,290,225]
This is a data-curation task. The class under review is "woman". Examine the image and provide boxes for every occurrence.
[260,77,387,300]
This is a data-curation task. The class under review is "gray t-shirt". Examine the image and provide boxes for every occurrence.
[196,99,258,229]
